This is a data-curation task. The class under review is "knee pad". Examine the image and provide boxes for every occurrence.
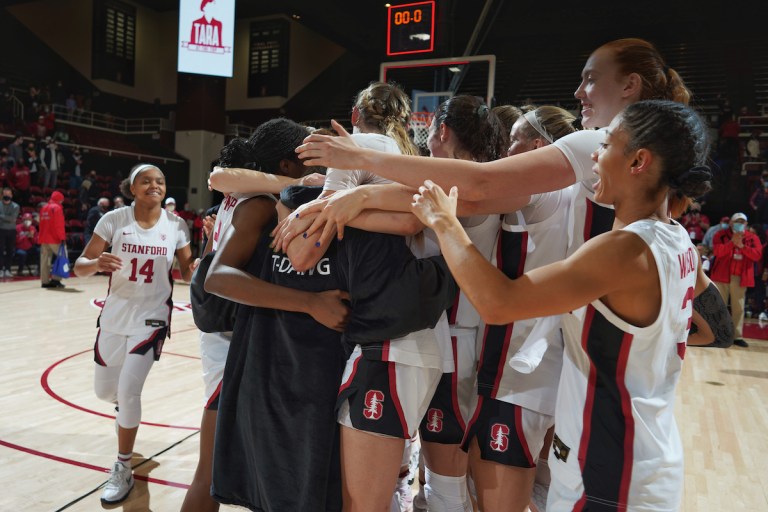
[424,468,472,512]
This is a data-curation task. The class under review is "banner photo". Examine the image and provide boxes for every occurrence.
[178,0,235,77]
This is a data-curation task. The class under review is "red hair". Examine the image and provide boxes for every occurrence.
[200,0,213,11]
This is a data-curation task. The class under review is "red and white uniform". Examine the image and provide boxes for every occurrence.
[200,192,274,407]
[550,219,696,511]
[94,206,190,334]
[553,130,615,257]
[476,189,570,416]
[323,133,401,192]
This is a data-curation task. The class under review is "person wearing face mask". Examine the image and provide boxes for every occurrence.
[164,196,179,216]
[15,213,39,276]
[680,202,710,244]
[711,212,763,347]
[0,187,20,278]
[703,216,731,250]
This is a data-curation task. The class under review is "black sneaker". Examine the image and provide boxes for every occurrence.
[41,282,54,288]
[733,339,749,348]
[50,280,65,288]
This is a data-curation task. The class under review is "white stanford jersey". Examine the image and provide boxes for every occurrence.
[476,190,570,416]
[550,219,697,511]
[323,133,401,192]
[553,129,615,256]
[94,206,190,335]
[211,192,275,251]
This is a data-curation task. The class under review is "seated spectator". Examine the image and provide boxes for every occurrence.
[15,213,39,276]
[681,202,710,244]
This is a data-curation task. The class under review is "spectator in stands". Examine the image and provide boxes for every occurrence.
[164,196,179,216]
[53,126,70,144]
[9,156,31,206]
[0,187,20,278]
[32,114,48,139]
[69,148,84,189]
[15,213,38,276]
[38,190,66,288]
[85,197,110,245]
[703,216,731,249]
[39,139,63,189]
[711,212,763,347]
[746,132,761,161]
[7,133,24,165]
[65,94,77,121]
[25,141,40,182]
[681,202,710,244]
[113,195,126,208]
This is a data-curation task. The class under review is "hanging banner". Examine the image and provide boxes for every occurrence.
[178,0,235,77]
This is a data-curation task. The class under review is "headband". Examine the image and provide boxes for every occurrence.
[523,111,554,144]
[130,164,157,184]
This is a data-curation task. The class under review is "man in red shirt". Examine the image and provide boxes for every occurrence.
[9,158,31,206]
[39,190,66,288]
[711,212,764,347]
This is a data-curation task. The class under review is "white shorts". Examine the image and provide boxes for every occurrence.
[337,344,443,439]
[199,331,231,409]
[94,326,167,366]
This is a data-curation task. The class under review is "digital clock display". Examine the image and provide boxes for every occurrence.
[387,1,435,56]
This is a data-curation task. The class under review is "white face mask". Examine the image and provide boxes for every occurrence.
[166,204,176,212]
[23,220,32,227]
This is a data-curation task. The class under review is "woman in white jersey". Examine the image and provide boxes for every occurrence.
[410,99,712,511]
[73,164,195,505]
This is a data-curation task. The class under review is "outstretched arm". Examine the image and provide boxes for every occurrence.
[208,166,325,194]
[296,119,576,201]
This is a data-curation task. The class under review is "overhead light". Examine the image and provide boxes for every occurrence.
[385,3,391,7]
[292,14,301,19]
[448,66,461,73]
[409,33,431,41]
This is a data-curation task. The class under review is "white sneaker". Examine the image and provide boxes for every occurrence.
[101,461,134,504]
[2,270,11,278]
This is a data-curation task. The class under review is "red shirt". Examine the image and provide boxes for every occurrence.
[10,164,31,191]
[16,223,37,250]
[711,228,763,287]
[39,200,65,244]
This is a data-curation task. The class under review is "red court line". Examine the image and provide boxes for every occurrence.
[41,349,199,430]
[0,439,190,489]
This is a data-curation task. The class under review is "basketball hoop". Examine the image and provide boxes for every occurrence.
[410,111,434,150]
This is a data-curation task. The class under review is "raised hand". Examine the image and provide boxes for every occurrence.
[410,180,459,230]
[296,120,362,170]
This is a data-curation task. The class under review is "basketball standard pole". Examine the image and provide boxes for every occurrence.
[380,54,496,106]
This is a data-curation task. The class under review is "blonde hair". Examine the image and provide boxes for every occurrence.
[517,105,578,143]
[354,82,419,156]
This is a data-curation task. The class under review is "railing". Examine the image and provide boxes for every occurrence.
[226,123,256,138]
[51,104,171,133]
[10,94,24,121]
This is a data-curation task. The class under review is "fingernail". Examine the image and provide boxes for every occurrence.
[302,233,307,238]
[295,213,300,218]
[315,241,321,247]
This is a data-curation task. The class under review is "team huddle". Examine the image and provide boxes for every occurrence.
[75,38,727,512]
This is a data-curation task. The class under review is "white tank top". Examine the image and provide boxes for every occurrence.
[95,206,190,334]
[550,218,696,511]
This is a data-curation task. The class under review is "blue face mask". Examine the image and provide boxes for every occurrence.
[720,223,729,230]
[733,223,746,233]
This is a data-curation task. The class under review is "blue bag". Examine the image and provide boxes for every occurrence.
[52,243,70,279]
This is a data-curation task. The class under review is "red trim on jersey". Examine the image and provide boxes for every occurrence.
[449,336,466,431]
[338,351,362,396]
[490,323,514,400]
[578,306,598,471]
[94,329,106,366]
[205,379,223,409]
[583,198,594,243]
[388,362,409,437]
[616,331,636,507]
[514,402,535,466]
[130,328,163,355]
[381,340,391,361]
[461,395,484,447]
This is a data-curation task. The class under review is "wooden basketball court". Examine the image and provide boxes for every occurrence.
[1,275,767,510]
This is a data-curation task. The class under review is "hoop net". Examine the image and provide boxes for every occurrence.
[410,112,434,150]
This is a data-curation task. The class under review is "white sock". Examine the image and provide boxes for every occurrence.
[117,451,132,466]
[424,468,472,512]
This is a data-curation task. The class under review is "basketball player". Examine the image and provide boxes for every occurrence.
[410,99,712,511]
[73,164,195,505]
[181,118,338,512]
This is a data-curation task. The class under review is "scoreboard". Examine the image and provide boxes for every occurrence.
[386,1,435,56]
